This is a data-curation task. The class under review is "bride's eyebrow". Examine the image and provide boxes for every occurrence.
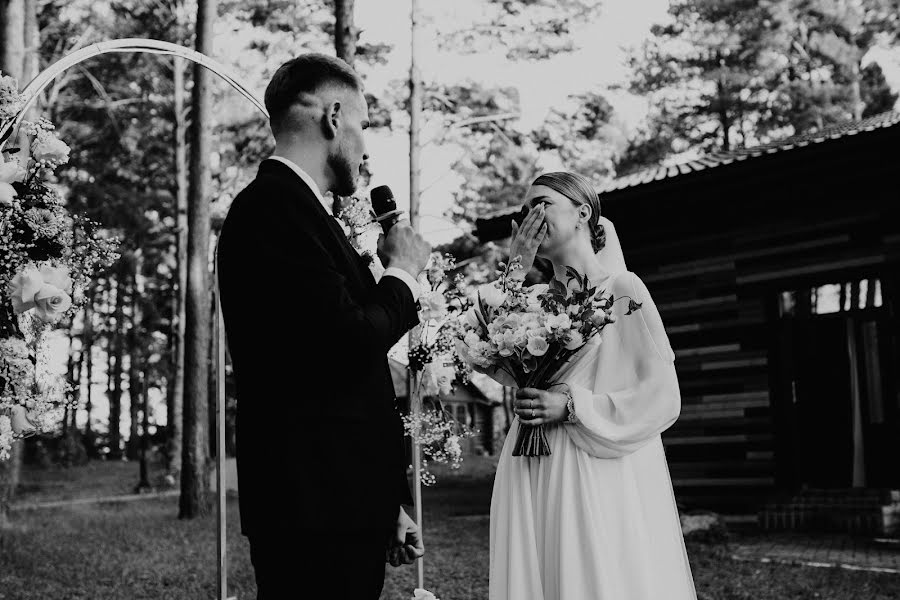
[529,196,550,207]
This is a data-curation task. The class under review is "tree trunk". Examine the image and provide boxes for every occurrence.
[82,285,96,456]
[126,255,141,460]
[333,0,356,213]
[132,254,151,492]
[108,263,128,460]
[179,0,215,519]
[334,0,356,66]
[850,61,863,122]
[409,0,422,232]
[62,320,77,439]
[168,53,188,481]
[137,372,151,491]
[0,0,25,82]
[717,78,731,152]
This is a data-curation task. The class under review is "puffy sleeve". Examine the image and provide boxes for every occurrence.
[564,272,681,459]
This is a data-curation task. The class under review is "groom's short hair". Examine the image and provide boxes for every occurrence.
[265,53,362,135]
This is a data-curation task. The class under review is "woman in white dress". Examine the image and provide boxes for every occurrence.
[482,172,697,600]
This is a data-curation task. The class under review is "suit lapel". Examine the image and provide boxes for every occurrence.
[258,160,370,291]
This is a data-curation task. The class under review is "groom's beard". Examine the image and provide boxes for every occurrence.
[328,151,357,197]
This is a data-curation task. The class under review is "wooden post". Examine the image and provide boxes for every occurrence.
[411,372,424,590]
[847,317,866,487]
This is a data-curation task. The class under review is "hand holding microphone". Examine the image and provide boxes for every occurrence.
[371,185,431,277]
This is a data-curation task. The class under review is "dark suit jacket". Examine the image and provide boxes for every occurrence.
[217,159,417,536]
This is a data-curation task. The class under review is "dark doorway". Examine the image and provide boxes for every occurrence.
[774,278,899,491]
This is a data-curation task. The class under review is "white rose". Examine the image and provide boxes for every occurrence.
[513,327,529,347]
[478,284,507,308]
[526,336,549,356]
[564,330,584,350]
[33,283,72,323]
[7,266,43,314]
[496,331,518,357]
[0,181,16,206]
[527,326,549,339]
[463,331,481,348]
[470,341,495,367]
[0,157,25,184]
[418,290,448,322]
[500,312,521,329]
[9,404,35,435]
[545,313,572,332]
[32,133,70,164]
[39,264,73,294]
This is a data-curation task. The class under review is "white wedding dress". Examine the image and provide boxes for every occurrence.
[486,218,697,600]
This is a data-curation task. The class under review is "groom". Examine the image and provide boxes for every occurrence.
[217,54,430,599]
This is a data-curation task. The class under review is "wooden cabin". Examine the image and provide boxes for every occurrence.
[475,110,900,521]
[389,359,505,455]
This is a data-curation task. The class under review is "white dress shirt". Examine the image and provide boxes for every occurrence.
[268,155,420,300]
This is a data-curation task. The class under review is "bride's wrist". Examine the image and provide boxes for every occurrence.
[561,385,578,424]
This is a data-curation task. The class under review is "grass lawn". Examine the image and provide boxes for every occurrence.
[0,458,897,599]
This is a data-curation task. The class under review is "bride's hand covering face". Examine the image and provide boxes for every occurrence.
[509,198,548,275]
[510,173,599,270]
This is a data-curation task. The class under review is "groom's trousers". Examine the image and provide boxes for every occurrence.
[249,527,392,599]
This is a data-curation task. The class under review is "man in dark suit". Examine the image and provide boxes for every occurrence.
[217,53,431,599]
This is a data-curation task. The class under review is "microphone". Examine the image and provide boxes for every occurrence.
[370,185,407,234]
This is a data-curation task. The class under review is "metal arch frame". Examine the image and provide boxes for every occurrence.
[1,38,267,600]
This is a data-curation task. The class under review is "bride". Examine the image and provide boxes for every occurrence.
[480,172,697,600]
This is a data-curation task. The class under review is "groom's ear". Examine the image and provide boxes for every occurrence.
[320,100,341,140]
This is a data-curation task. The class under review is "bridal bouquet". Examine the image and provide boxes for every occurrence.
[0,71,119,459]
[402,252,477,484]
[455,257,642,457]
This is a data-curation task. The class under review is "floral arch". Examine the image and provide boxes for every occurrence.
[1,38,267,600]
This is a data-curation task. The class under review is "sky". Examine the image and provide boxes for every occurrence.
[356,0,672,245]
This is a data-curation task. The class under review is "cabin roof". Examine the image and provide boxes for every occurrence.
[479,110,900,224]
[599,110,900,195]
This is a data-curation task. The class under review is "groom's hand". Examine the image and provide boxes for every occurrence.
[383,223,431,277]
[386,507,425,567]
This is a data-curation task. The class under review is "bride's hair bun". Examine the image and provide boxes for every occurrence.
[531,171,606,253]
